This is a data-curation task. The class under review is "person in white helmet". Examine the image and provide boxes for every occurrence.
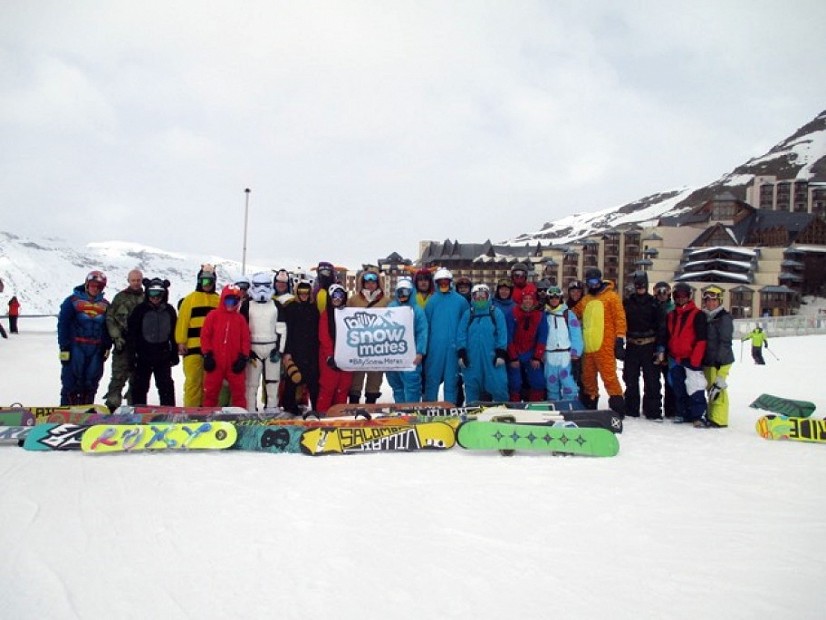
[423,268,469,402]
[386,277,428,403]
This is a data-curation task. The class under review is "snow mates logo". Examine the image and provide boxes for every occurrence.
[344,311,409,358]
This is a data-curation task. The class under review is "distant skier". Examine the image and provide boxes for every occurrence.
[742,327,767,365]
[57,270,111,405]
[7,295,20,334]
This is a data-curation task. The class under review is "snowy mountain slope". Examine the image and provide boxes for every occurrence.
[0,232,281,315]
[507,109,826,246]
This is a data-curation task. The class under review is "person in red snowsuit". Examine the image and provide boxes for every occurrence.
[316,284,353,414]
[201,285,251,408]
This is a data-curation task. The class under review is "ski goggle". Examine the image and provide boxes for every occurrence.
[512,271,527,279]
[655,287,670,295]
[586,278,601,288]
[331,291,346,303]
[200,277,215,287]
[702,293,720,301]
[396,288,412,298]
[224,296,240,307]
[147,289,164,298]
[235,282,250,291]
[363,273,378,282]
[673,291,691,299]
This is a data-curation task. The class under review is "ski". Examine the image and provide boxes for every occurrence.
[300,421,456,455]
[81,422,237,453]
[456,420,620,457]
[755,415,826,444]
[749,394,816,418]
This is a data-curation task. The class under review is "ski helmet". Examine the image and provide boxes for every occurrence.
[567,279,584,292]
[328,283,347,304]
[703,285,724,301]
[85,270,107,289]
[433,268,453,282]
[234,275,251,293]
[672,282,692,298]
[395,277,414,299]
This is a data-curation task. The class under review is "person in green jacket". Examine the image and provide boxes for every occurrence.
[742,327,767,365]
[104,269,144,411]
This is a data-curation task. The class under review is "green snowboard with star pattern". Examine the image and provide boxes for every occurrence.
[456,420,619,457]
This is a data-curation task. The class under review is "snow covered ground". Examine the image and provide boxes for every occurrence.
[1,319,825,619]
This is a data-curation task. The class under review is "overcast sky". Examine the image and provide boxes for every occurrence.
[2,1,825,271]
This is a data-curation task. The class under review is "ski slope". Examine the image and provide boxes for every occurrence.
[1,320,824,619]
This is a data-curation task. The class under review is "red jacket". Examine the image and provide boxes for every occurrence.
[201,287,251,367]
[8,297,20,317]
[507,305,546,360]
[666,300,707,368]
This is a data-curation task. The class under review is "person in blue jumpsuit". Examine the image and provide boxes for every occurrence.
[58,270,111,405]
[423,268,468,402]
[386,277,428,403]
[456,284,509,404]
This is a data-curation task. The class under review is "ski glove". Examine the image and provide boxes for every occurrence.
[684,368,707,395]
[59,349,70,366]
[458,348,469,369]
[269,348,282,363]
[614,338,625,361]
[169,351,180,367]
[203,352,216,372]
[494,348,508,367]
[231,354,248,374]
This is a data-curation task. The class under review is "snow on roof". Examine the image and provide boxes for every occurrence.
[686,246,757,258]
[675,270,751,282]
[683,258,754,270]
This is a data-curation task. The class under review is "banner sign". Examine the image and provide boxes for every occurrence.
[334,306,416,371]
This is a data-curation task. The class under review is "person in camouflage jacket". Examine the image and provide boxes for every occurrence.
[104,269,144,411]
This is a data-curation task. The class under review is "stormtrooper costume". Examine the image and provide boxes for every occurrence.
[245,272,288,411]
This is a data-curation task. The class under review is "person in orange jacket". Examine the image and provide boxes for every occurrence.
[579,268,627,415]
[201,285,251,408]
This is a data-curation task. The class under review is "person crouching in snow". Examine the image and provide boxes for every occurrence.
[201,285,251,408]
[316,284,352,414]
[387,277,428,404]
[243,273,287,412]
[456,284,509,404]
[543,285,583,402]
[505,284,547,402]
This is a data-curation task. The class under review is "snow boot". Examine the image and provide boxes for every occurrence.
[608,395,627,418]
[365,392,381,404]
[580,394,599,410]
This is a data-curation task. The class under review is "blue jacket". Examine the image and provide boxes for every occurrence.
[58,284,111,351]
[389,296,428,356]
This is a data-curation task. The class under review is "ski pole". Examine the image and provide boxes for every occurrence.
[739,340,744,362]
[765,346,780,361]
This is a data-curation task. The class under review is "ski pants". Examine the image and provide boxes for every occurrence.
[182,354,206,407]
[387,366,423,404]
[703,363,731,427]
[461,358,508,404]
[203,364,246,409]
[131,355,175,406]
[424,343,459,403]
[660,361,677,417]
[582,347,623,400]
[543,350,579,401]
[317,364,352,414]
[246,358,281,411]
[60,342,105,405]
[349,371,384,401]
[104,349,135,410]
[507,354,546,400]
[622,343,662,418]
[669,363,707,423]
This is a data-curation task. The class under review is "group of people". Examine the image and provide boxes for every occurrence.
[55,261,748,427]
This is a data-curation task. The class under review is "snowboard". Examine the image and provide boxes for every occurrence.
[471,406,622,434]
[755,415,826,444]
[81,422,237,453]
[749,394,816,418]
[0,409,35,427]
[0,426,32,444]
[325,401,454,417]
[232,425,305,453]
[456,420,620,457]
[300,421,456,455]
[475,399,586,411]
[232,414,418,427]
[33,405,110,424]
[23,416,150,451]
